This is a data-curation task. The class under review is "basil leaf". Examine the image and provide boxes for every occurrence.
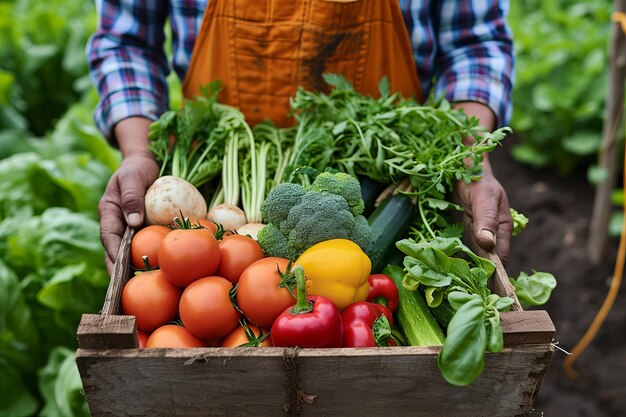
[486,312,504,352]
[447,291,477,311]
[425,286,444,307]
[493,296,515,312]
[438,297,488,386]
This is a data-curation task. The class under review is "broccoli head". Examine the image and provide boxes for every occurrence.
[258,172,371,259]
[309,171,365,216]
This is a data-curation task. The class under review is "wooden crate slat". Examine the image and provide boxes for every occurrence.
[76,344,554,417]
[77,314,138,349]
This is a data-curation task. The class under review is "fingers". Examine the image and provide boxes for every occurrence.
[98,176,126,265]
[119,155,160,228]
[466,178,513,264]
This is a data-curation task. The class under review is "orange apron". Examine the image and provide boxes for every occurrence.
[183,0,423,127]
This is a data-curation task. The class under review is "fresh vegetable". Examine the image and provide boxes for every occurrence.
[188,216,218,233]
[158,220,221,287]
[359,176,387,217]
[510,208,529,236]
[366,192,415,273]
[271,266,343,348]
[121,263,182,332]
[144,175,208,226]
[178,276,241,339]
[145,325,207,348]
[236,257,295,328]
[384,265,445,347]
[396,237,515,386]
[510,271,557,308]
[341,302,394,347]
[366,273,399,313]
[295,239,371,311]
[236,223,265,240]
[137,331,150,349]
[216,234,265,284]
[221,321,272,347]
[258,171,371,259]
[130,225,171,269]
[207,203,247,231]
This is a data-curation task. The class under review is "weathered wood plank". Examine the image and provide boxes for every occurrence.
[76,345,553,417]
[486,250,524,311]
[102,226,134,316]
[77,314,137,349]
[501,310,555,345]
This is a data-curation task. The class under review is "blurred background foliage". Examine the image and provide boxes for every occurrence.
[0,0,617,415]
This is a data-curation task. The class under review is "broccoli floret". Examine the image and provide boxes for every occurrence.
[309,171,365,216]
[257,223,296,259]
[286,192,355,251]
[350,214,372,250]
[260,182,306,225]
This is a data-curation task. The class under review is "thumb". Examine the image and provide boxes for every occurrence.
[471,200,499,252]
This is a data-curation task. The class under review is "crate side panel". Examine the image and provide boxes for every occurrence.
[297,345,554,417]
[77,349,289,417]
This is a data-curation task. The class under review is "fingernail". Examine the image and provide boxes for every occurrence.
[480,229,495,243]
[127,212,141,226]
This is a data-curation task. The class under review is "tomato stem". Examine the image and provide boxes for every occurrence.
[141,256,152,271]
[290,265,313,314]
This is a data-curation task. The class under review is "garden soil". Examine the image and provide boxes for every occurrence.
[490,135,626,417]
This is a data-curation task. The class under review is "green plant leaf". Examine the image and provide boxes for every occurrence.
[510,271,557,307]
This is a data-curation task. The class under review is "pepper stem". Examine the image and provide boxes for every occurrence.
[290,265,313,315]
[372,296,388,308]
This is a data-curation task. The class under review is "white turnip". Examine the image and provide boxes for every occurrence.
[236,223,265,240]
[145,176,207,225]
[207,204,247,231]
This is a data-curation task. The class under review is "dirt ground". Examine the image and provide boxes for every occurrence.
[489,135,626,416]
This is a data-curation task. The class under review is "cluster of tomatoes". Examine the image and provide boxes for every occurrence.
[122,218,288,348]
[122,217,401,349]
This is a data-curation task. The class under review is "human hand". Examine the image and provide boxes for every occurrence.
[99,151,159,273]
[454,168,513,265]
[99,117,158,273]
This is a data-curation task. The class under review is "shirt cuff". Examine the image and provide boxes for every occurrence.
[434,73,512,128]
[94,88,167,146]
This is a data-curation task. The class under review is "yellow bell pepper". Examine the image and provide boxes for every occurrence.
[295,239,371,311]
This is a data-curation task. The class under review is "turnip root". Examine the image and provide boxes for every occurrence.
[207,204,247,231]
[145,176,207,225]
[236,223,265,241]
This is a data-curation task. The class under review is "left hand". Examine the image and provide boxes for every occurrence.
[450,101,513,264]
[454,167,513,265]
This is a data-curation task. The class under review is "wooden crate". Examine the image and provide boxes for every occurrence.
[76,228,555,417]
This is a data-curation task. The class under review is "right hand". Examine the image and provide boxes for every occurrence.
[99,117,159,273]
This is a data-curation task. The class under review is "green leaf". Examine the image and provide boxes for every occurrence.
[587,165,609,185]
[424,287,444,307]
[38,347,90,417]
[486,313,504,352]
[510,271,557,307]
[438,297,488,386]
[0,358,39,417]
[562,131,601,156]
[510,208,529,236]
[447,291,477,311]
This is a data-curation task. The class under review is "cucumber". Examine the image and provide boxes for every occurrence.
[430,297,456,331]
[366,193,415,273]
[384,265,445,346]
[359,176,387,217]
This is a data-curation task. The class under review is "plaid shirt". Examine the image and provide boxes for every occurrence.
[87,0,514,139]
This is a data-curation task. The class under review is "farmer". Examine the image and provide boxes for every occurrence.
[88,0,515,272]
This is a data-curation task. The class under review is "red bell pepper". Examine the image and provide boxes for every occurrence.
[367,273,399,312]
[271,265,343,348]
[341,301,395,347]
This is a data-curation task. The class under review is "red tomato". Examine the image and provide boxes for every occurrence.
[236,257,295,328]
[121,269,182,332]
[158,228,220,287]
[188,217,218,234]
[179,276,241,339]
[145,325,206,348]
[221,323,273,347]
[130,225,171,269]
[137,330,150,348]
[216,234,265,284]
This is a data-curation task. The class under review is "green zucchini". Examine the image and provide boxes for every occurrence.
[366,193,415,273]
[384,265,445,346]
[359,176,387,217]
